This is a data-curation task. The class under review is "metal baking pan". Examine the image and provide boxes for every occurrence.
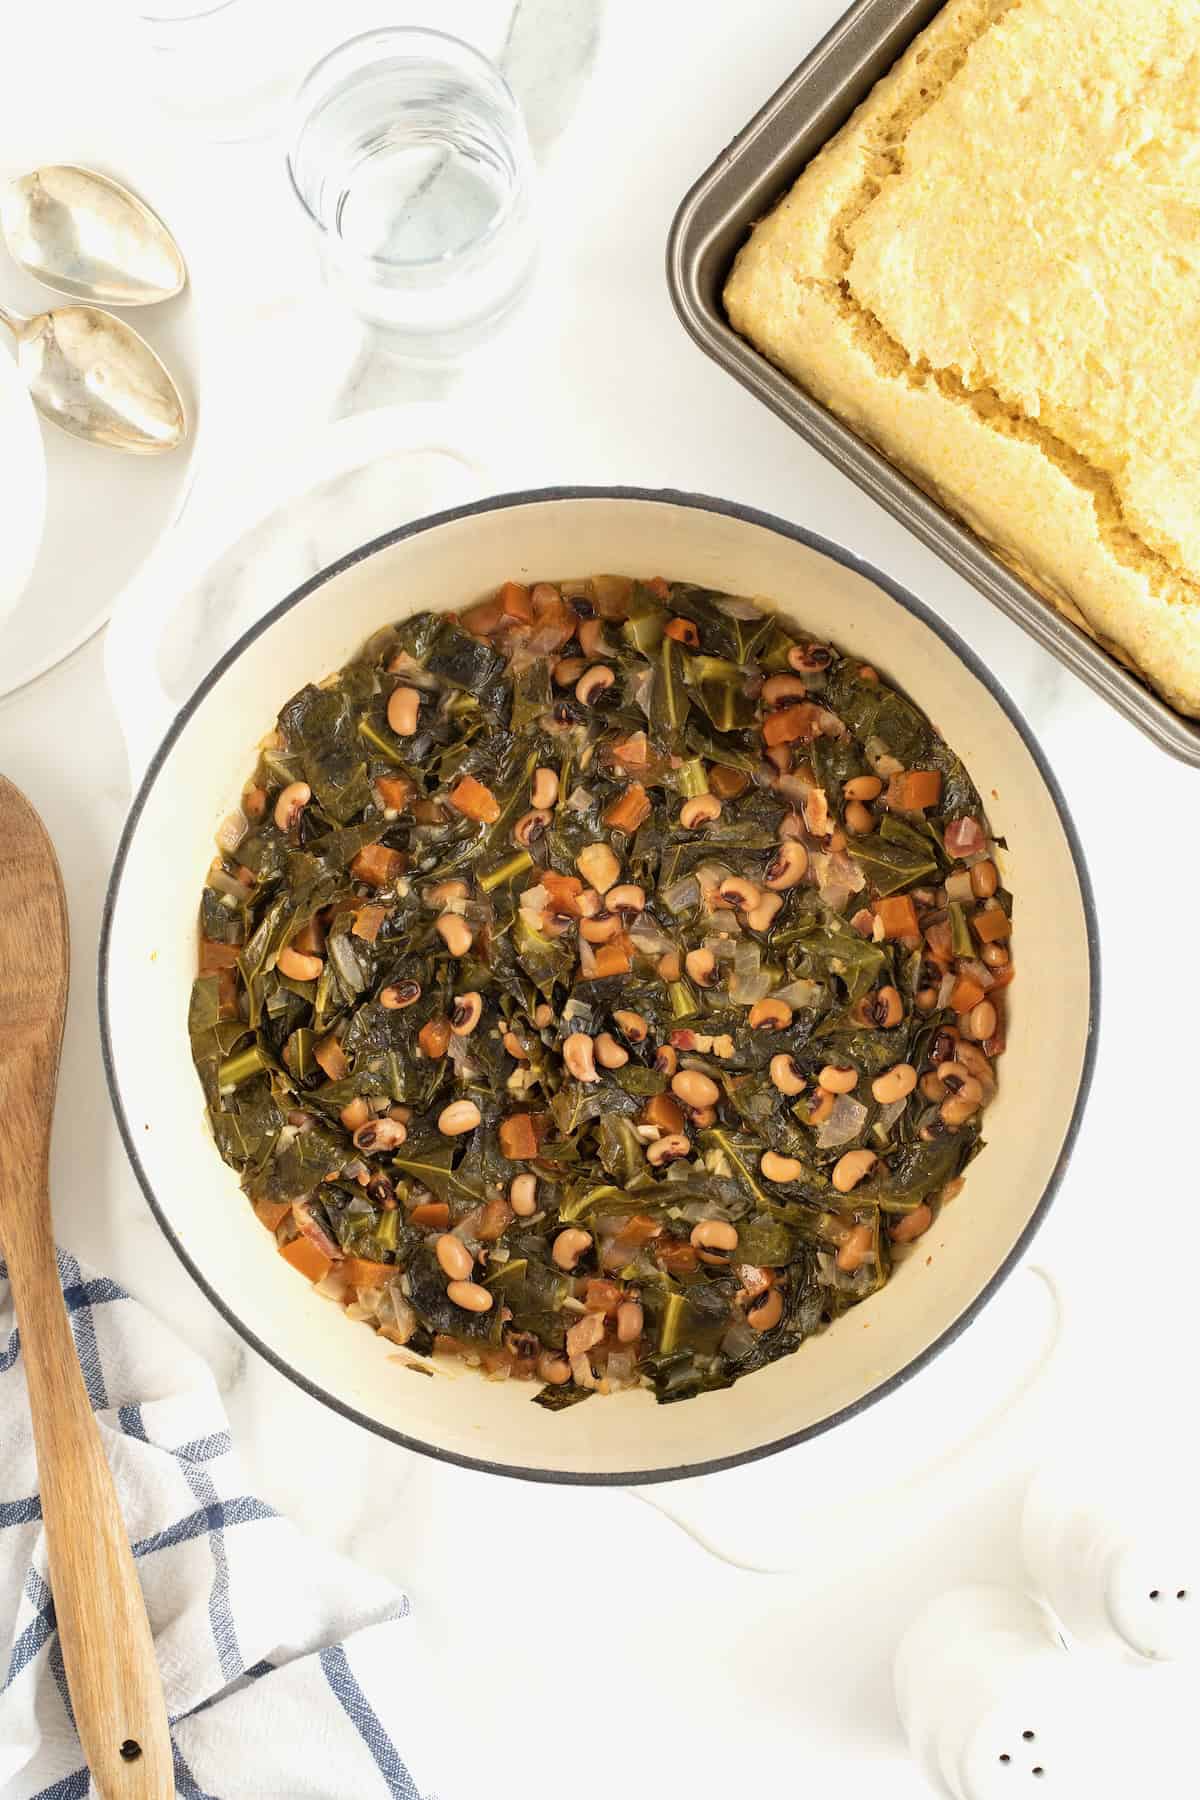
[667,0,1200,765]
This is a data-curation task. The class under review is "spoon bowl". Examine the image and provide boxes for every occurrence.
[1,164,186,306]
[0,301,186,454]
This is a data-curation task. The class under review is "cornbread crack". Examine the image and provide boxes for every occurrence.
[726,0,1200,715]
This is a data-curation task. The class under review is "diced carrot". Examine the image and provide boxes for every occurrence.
[352,904,388,942]
[498,1113,539,1160]
[949,973,987,1014]
[350,844,405,887]
[254,1197,292,1232]
[886,769,943,812]
[199,937,240,972]
[461,597,504,637]
[409,1201,451,1230]
[619,1212,663,1247]
[292,916,326,955]
[603,783,652,832]
[876,895,920,939]
[644,576,671,599]
[641,1093,685,1134]
[540,870,584,916]
[340,1256,393,1293]
[418,1016,452,1060]
[375,775,415,811]
[592,942,631,978]
[762,704,821,747]
[498,579,533,623]
[611,731,650,771]
[314,1034,349,1081]
[280,1236,332,1283]
[971,908,1011,943]
[664,617,700,647]
[448,776,501,824]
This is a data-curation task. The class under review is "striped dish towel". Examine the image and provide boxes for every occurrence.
[0,1252,436,1799]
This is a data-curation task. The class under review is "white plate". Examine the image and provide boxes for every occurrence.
[0,344,45,624]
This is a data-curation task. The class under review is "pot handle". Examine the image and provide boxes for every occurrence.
[104,403,495,787]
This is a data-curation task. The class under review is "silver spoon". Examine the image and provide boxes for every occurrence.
[0,302,185,454]
[0,165,186,306]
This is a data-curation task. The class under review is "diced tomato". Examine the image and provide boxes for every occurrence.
[876,894,920,939]
[280,1236,332,1283]
[603,783,652,832]
[350,844,405,887]
[448,776,501,824]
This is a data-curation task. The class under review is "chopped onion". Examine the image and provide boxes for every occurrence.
[717,595,765,621]
[815,1094,868,1149]
[812,850,864,914]
[660,875,701,915]
[520,883,549,913]
[215,811,247,855]
[936,971,957,1009]
[328,933,366,994]
[629,919,673,957]
[944,869,974,903]
[960,957,995,992]
[567,785,593,812]
[774,977,822,1010]
[875,1097,907,1133]
[207,863,251,901]
[721,1320,759,1360]
[578,936,599,978]
[606,1349,637,1388]
[632,666,656,719]
[729,939,771,1005]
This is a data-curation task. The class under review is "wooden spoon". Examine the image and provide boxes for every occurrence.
[0,776,174,1797]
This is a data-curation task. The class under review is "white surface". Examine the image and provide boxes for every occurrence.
[0,117,202,697]
[1,2,1197,1796]
[0,346,45,623]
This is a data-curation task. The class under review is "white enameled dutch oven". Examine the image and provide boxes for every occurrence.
[100,486,1098,1483]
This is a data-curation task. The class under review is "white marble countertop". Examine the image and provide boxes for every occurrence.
[3,3,1197,1795]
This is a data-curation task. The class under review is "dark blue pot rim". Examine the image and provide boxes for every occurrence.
[98,485,1100,1486]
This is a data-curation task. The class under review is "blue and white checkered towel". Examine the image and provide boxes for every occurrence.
[0,1252,436,1800]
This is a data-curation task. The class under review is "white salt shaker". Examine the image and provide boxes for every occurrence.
[1022,1455,1199,1663]
[894,1585,1100,1797]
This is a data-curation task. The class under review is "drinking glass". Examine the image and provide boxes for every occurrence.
[287,27,538,359]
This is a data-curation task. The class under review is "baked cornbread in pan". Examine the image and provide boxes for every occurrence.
[725,0,1200,717]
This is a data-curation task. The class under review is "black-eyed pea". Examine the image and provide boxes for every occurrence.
[835,1221,875,1271]
[595,1031,629,1069]
[277,943,323,981]
[761,1150,803,1183]
[719,876,762,912]
[920,1071,948,1103]
[386,687,421,736]
[685,948,717,988]
[530,766,559,810]
[616,1299,643,1343]
[871,1062,917,1105]
[845,800,874,835]
[447,1279,493,1313]
[654,1044,678,1077]
[273,781,311,833]
[690,1220,738,1254]
[769,1053,806,1096]
[437,1100,481,1136]
[671,1069,720,1110]
[435,1234,475,1281]
[450,992,483,1036]
[613,1009,648,1043]
[832,1149,877,1194]
[844,774,883,802]
[818,1064,858,1095]
[436,913,474,956]
[575,665,615,705]
[763,841,808,890]
[890,1204,933,1244]
[563,1032,600,1083]
[970,859,998,899]
[748,997,793,1030]
[509,1174,538,1217]
[679,794,722,829]
[805,1087,835,1126]
[607,883,645,915]
[964,1000,997,1042]
[513,808,553,849]
[538,1352,572,1384]
[340,1097,370,1132]
[748,1287,784,1332]
[645,1132,691,1166]
[552,1228,593,1271]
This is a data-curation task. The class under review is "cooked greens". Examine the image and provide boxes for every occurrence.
[190,575,1013,1406]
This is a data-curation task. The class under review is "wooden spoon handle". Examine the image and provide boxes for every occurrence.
[5,1196,174,1797]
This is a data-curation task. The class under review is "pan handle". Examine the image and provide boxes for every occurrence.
[103,402,494,786]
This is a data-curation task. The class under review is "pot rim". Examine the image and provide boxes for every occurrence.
[98,484,1101,1485]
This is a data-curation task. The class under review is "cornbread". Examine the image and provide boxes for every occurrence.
[725,0,1200,716]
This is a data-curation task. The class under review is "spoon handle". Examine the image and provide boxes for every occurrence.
[3,1195,174,1796]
